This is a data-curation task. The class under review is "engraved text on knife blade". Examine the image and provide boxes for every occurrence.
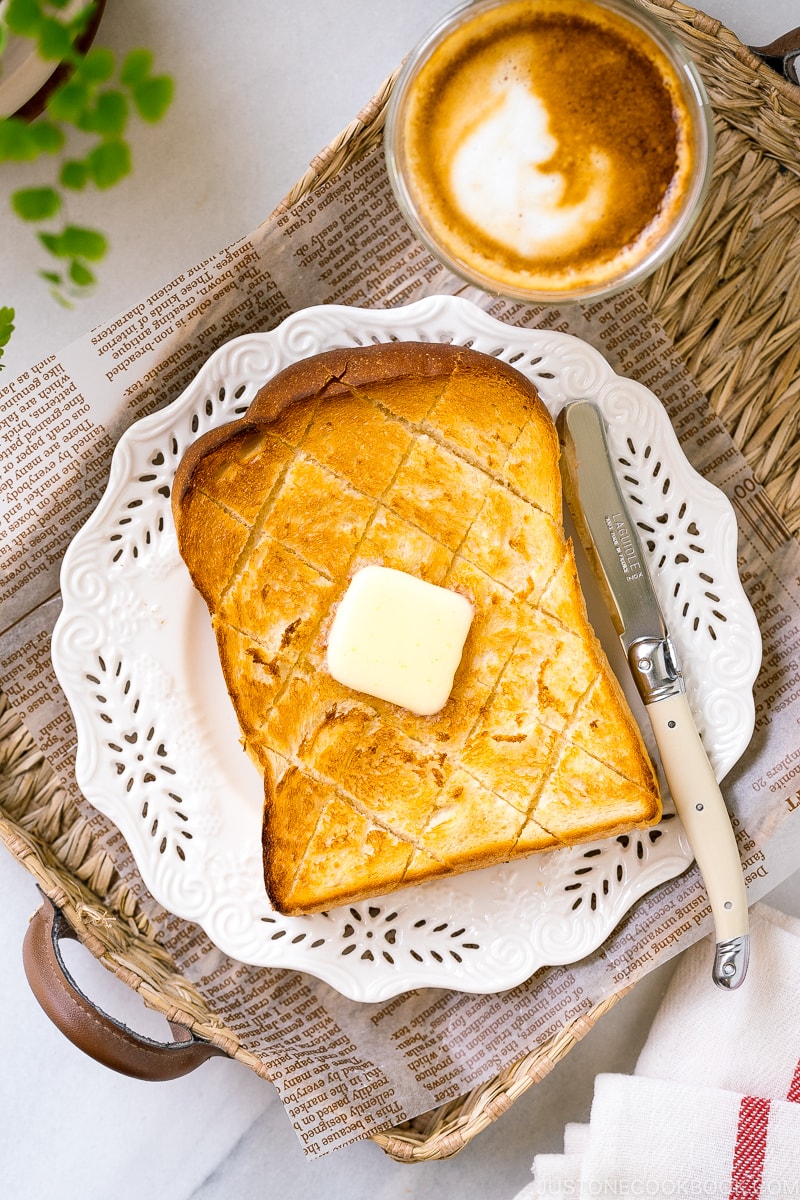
[605,512,645,582]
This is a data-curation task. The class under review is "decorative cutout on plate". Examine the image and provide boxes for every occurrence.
[86,654,195,863]
[563,815,677,913]
[259,905,481,967]
[52,295,760,1002]
[617,435,726,644]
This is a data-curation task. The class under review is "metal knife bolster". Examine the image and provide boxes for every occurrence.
[628,634,685,706]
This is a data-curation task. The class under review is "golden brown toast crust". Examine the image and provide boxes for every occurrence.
[172,341,661,915]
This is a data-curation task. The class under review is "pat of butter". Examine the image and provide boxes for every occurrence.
[326,565,474,716]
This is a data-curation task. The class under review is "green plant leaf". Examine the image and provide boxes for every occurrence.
[120,48,153,87]
[0,308,15,365]
[40,226,107,260]
[60,158,89,189]
[4,0,45,39]
[5,1,160,310]
[37,15,77,62]
[1,117,66,161]
[76,45,115,84]
[38,231,66,257]
[12,185,62,220]
[47,77,89,123]
[95,89,128,136]
[40,273,73,307]
[86,139,130,188]
[68,259,95,287]
[30,119,65,153]
[0,118,41,161]
[132,74,174,123]
[61,224,108,260]
[78,88,128,136]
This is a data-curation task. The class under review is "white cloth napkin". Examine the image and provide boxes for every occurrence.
[515,904,800,1198]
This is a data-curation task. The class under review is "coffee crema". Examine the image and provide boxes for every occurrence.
[388,0,709,299]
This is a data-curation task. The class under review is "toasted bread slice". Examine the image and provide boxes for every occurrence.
[172,341,660,914]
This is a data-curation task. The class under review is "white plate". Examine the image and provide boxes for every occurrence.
[52,295,761,1002]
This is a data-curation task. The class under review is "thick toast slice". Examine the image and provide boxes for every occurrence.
[172,341,660,914]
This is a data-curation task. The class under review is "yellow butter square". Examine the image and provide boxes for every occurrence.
[326,566,474,716]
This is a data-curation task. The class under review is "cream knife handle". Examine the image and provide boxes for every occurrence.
[646,692,750,989]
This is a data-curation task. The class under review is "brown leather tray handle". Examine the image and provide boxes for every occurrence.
[23,894,228,1080]
[749,28,800,84]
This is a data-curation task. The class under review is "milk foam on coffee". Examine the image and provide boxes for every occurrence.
[393,0,701,297]
[450,77,612,259]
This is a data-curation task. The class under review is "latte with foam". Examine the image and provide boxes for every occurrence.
[385,0,713,301]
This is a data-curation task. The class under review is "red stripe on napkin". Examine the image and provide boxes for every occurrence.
[787,1060,800,1103]
[729,1096,770,1200]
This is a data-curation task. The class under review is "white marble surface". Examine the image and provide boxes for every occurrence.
[2,2,799,1197]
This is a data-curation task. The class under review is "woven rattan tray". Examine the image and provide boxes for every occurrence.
[2,0,800,1163]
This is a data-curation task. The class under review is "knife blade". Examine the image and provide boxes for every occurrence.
[557,400,749,990]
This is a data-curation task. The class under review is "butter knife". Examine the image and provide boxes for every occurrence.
[557,400,749,990]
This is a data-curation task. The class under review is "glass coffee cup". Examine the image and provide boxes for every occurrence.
[384,0,714,304]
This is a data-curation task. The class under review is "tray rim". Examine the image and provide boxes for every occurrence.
[0,0,794,1161]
